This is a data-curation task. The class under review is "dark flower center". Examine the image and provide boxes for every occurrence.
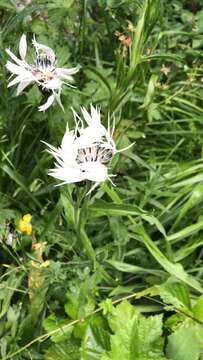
[76,145,113,164]
[36,54,54,69]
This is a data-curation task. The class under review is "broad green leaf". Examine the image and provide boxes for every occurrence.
[196,9,203,33]
[193,295,203,322]
[102,300,166,360]
[60,192,75,228]
[166,324,201,360]
[0,270,24,320]
[43,314,73,343]
[158,278,191,311]
[65,280,96,320]
[130,315,166,360]
[81,316,110,360]
[44,340,79,360]
[107,300,139,333]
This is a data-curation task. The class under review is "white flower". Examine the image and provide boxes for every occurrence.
[71,105,114,154]
[44,106,133,194]
[6,233,14,246]
[15,0,33,13]
[5,34,79,111]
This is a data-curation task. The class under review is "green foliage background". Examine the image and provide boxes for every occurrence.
[1,0,203,358]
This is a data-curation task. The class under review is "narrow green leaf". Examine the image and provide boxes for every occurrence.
[1,164,42,209]
[136,226,203,294]
[89,200,146,217]
[167,219,203,244]
[107,260,165,277]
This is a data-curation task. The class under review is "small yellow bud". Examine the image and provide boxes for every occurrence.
[22,214,32,222]
[18,214,32,235]
[40,260,50,268]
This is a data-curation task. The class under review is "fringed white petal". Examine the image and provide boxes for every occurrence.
[8,75,26,87]
[6,48,28,68]
[90,104,101,124]
[116,142,135,153]
[19,34,27,60]
[48,166,84,183]
[57,67,79,75]
[80,106,94,126]
[32,35,55,63]
[86,182,100,196]
[6,61,28,76]
[56,67,79,80]
[61,131,76,153]
[38,94,55,112]
[54,92,64,112]
[44,78,61,90]
[74,129,102,149]
[80,106,107,139]
[16,80,32,95]
[58,74,73,82]
[43,132,77,166]
[80,162,108,182]
[80,105,101,127]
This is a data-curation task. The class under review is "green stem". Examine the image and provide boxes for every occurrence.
[79,0,87,59]
[74,185,96,265]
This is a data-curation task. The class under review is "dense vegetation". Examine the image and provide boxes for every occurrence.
[1,0,203,359]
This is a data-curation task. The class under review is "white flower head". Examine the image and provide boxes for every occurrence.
[43,105,133,194]
[5,34,79,111]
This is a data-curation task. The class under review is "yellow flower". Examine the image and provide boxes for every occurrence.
[18,214,32,235]
[40,260,50,268]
